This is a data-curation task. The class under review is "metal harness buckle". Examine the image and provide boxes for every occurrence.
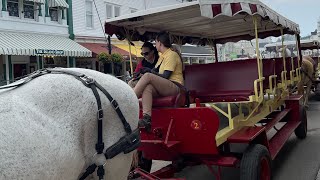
[80,75,95,85]
[111,99,119,110]
[97,109,103,121]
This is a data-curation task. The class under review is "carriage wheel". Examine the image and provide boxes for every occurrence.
[294,106,307,139]
[240,144,271,180]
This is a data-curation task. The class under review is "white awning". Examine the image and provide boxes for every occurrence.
[0,32,92,57]
[49,0,69,8]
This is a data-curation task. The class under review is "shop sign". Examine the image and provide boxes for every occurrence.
[35,49,65,55]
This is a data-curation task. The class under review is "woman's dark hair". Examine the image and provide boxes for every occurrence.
[142,41,159,57]
[156,31,172,48]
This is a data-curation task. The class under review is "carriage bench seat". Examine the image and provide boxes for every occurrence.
[185,59,259,103]
[189,90,254,102]
[139,89,187,108]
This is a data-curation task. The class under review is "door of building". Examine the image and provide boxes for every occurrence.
[13,64,27,79]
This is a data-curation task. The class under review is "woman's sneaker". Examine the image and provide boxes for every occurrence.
[138,114,152,133]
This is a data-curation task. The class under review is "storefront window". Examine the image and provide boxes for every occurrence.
[13,64,27,79]
[49,7,58,21]
[44,56,67,68]
[7,0,19,17]
[23,0,35,19]
[76,58,93,69]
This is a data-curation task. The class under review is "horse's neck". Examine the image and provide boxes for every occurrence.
[2,74,97,125]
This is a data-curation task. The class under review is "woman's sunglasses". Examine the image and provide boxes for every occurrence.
[141,51,150,56]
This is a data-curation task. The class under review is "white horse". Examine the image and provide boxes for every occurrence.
[0,68,139,180]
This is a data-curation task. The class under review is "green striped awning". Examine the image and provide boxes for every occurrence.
[49,0,69,8]
[0,32,91,57]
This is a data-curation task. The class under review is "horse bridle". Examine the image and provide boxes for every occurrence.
[0,68,140,180]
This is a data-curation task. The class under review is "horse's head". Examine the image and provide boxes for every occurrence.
[299,56,315,107]
[277,47,292,57]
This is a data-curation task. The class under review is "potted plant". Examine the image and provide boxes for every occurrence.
[111,53,124,76]
[97,52,112,74]
[111,53,124,63]
[97,52,112,64]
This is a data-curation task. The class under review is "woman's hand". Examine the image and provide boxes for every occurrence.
[133,72,140,78]
[140,67,152,74]
[151,68,158,74]
[151,69,172,79]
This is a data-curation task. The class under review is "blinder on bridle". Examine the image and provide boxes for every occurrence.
[0,68,140,180]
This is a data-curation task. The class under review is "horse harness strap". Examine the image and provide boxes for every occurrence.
[0,68,140,180]
[0,69,49,90]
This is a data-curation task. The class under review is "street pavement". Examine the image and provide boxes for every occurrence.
[149,94,320,180]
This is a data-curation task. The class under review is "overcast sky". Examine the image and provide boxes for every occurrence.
[260,0,320,36]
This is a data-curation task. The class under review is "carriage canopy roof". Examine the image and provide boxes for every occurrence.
[105,0,300,45]
[300,40,319,50]
[265,39,319,51]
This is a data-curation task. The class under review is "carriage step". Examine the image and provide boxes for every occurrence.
[141,140,180,148]
[265,109,291,132]
[152,165,186,180]
[134,167,186,180]
[227,126,265,143]
[268,120,300,159]
[202,156,239,167]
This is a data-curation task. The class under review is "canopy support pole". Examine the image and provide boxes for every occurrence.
[108,35,112,54]
[317,44,320,66]
[295,34,301,68]
[128,40,134,76]
[214,43,218,63]
[280,28,286,72]
[208,39,218,63]
[124,28,134,76]
[253,16,262,80]
[296,34,302,67]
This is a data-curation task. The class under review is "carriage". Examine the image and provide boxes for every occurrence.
[105,0,306,179]
[265,39,320,95]
[298,40,320,95]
